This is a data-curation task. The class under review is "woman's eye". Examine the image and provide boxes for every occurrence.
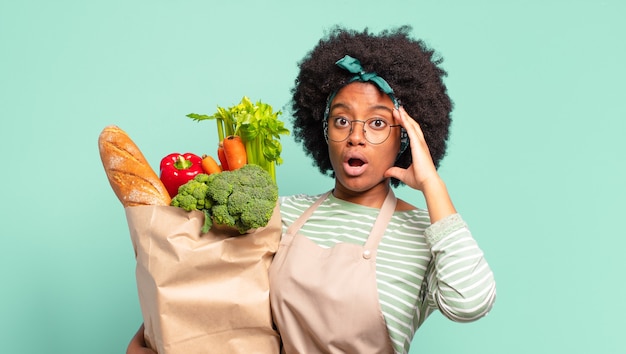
[334,117,350,128]
[368,118,388,130]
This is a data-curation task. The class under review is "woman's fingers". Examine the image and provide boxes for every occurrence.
[387,106,439,191]
[395,106,425,142]
[394,106,431,161]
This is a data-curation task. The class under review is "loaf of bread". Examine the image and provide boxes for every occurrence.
[98,125,171,207]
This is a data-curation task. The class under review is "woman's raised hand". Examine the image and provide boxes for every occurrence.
[385,106,439,191]
[385,106,456,223]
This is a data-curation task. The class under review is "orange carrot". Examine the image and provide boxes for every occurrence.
[217,141,230,171]
[201,154,222,175]
[223,135,247,170]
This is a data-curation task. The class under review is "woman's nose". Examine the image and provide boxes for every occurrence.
[347,121,366,145]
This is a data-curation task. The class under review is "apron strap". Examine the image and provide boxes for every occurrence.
[362,189,396,259]
[365,189,396,250]
[286,191,332,235]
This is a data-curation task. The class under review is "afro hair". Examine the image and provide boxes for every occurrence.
[289,25,453,187]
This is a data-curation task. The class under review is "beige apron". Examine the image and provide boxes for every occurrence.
[269,190,396,354]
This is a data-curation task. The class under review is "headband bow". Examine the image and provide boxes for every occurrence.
[335,55,399,107]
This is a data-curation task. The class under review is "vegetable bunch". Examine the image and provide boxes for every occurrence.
[170,164,278,234]
[187,96,289,182]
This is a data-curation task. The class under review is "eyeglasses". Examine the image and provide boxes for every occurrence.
[324,117,402,145]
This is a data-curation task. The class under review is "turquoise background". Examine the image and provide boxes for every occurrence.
[1,0,624,353]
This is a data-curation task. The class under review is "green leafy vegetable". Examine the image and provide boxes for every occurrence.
[187,96,289,182]
[170,164,278,234]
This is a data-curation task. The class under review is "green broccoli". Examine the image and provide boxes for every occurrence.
[169,164,278,234]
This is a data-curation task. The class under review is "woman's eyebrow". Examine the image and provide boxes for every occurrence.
[329,102,350,112]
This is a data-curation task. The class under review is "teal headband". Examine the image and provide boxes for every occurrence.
[335,55,399,107]
[323,55,408,155]
[324,55,399,117]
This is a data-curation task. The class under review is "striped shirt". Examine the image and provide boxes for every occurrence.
[279,193,496,354]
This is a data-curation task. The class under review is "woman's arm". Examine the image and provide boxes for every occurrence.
[126,324,157,354]
[386,107,496,320]
[424,215,496,321]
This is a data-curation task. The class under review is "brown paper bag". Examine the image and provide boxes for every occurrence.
[125,203,282,354]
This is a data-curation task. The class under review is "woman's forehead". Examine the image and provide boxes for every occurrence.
[331,82,395,110]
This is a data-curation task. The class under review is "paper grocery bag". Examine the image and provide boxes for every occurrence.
[125,203,282,354]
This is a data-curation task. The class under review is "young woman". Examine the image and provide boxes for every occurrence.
[127,26,496,354]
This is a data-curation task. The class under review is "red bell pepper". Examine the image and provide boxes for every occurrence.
[159,152,204,198]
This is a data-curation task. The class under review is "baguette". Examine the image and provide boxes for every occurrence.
[98,125,171,207]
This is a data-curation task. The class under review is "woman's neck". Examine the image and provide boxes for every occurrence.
[332,181,391,209]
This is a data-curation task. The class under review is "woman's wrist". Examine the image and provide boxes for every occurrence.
[422,177,456,223]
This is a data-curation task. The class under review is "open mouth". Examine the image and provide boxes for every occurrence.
[343,156,368,176]
[348,158,365,167]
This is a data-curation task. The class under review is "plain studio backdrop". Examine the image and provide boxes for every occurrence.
[1,1,624,353]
